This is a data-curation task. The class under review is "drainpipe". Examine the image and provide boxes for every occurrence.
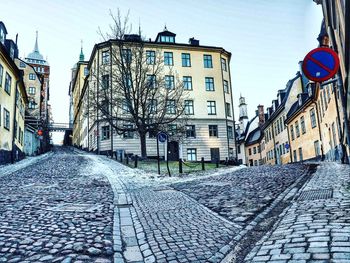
[313,99,324,159]
[220,51,230,160]
[285,122,293,163]
[11,80,20,164]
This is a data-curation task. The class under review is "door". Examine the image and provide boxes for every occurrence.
[210,148,220,163]
[167,141,179,161]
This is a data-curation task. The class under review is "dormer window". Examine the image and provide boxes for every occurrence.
[298,95,302,106]
[160,35,175,43]
[308,86,313,97]
[0,29,4,45]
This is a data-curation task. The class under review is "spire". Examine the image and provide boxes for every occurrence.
[34,30,39,52]
[79,40,84,61]
[164,24,168,31]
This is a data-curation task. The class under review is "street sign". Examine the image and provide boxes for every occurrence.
[37,129,43,136]
[302,47,340,82]
[157,132,168,143]
[285,143,290,150]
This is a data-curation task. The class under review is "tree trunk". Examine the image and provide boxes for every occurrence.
[139,132,147,158]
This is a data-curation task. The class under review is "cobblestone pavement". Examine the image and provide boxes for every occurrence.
[0,147,114,263]
[246,162,350,263]
[172,164,308,226]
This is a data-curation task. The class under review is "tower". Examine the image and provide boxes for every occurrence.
[238,95,249,132]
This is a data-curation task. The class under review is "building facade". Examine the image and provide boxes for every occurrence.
[0,21,28,164]
[73,28,236,161]
[25,31,51,152]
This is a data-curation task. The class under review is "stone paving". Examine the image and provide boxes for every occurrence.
[0,147,114,263]
[246,162,350,263]
[172,164,308,227]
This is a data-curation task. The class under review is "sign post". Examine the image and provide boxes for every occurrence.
[302,47,340,82]
[157,132,168,175]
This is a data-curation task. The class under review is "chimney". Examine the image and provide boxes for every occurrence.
[257,105,265,126]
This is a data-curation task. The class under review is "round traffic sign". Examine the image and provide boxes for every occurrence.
[302,47,339,82]
[157,132,167,143]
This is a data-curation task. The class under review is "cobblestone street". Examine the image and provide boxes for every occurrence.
[1,148,350,263]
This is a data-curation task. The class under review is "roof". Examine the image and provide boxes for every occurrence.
[0,21,8,34]
[285,83,316,123]
[245,127,262,146]
[25,31,49,65]
[262,72,301,128]
[236,115,258,143]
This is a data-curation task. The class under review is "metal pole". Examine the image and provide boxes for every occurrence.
[156,138,160,175]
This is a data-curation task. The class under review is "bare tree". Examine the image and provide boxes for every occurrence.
[89,10,188,158]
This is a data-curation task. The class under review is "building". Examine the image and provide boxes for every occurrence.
[0,21,28,164]
[15,58,44,156]
[70,46,88,148]
[74,28,236,161]
[262,73,303,165]
[25,31,51,152]
[314,0,350,163]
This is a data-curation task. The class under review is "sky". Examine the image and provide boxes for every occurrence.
[1,0,323,143]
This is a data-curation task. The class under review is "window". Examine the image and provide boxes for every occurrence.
[226,103,231,117]
[102,74,109,89]
[183,76,192,90]
[101,126,110,140]
[5,73,11,94]
[186,125,196,138]
[208,125,218,137]
[290,125,295,140]
[203,54,213,68]
[102,51,110,64]
[253,147,257,154]
[227,126,233,139]
[122,99,132,113]
[165,75,174,89]
[310,108,317,128]
[123,125,134,138]
[168,124,177,136]
[164,52,173,65]
[295,121,300,137]
[4,108,10,130]
[146,50,155,65]
[84,67,89,76]
[181,53,191,67]
[160,35,175,43]
[148,99,157,113]
[293,150,297,162]
[29,73,36,80]
[147,74,156,89]
[207,101,216,115]
[223,80,229,93]
[248,148,252,155]
[300,116,306,134]
[166,99,176,114]
[28,87,36,95]
[122,49,132,64]
[187,148,197,161]
[332,122,337,148]
[298,147,303,162]
[221,58,227,71]
[124,74,132,91]
[205,77,215,91]
[28,100,36,109]
[314,140,320,156]
[0,64,3,87]
[14,121,17,139]
[184,100,194,115]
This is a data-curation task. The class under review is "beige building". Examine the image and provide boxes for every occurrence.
[262,73,303,165]
[74,28,236,161]
[314,0,350,162]
[0,21,28,164]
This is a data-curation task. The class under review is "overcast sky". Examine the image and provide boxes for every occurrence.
[1,0,323,143]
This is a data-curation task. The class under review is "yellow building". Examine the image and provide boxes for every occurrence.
[0,21,28,164]
[314,1,350,162]
[80,28,235,161]
[70,49,88,147]
[262,73,303,165]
